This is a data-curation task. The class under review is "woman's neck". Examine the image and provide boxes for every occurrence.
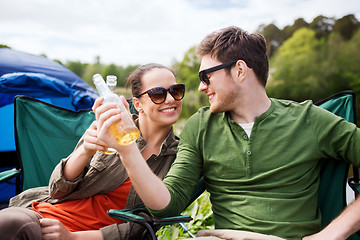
[138,115,172,159]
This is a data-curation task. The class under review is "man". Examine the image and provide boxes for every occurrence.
[95,26,360,240]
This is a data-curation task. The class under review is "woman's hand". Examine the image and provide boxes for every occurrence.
[92,97,122,150]
[40,218,104,240]
[40,218,74,240]
[82,121,108,155]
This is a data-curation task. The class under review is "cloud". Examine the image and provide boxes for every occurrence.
[0,0,359,66]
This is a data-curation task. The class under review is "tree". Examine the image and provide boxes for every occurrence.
[0,44,11,48]
[82,61,104,86]
[333,14,360,40]
[282,18,309,40]
[268,28,320,100]
[66,61,88,78]
[174,46,201,91]
[309,15,335,39]
[120,65,140,88]
[102,63,122,87]
[258,23,283,57]
[172,46,209,119]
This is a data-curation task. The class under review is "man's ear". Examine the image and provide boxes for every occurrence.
[133,97,144,113]
[236,60,248,81]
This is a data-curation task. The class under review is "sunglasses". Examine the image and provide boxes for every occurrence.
[136,84,185,104]
[198,60,239,85]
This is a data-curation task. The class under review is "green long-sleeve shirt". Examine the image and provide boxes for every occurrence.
[149,98,360,239]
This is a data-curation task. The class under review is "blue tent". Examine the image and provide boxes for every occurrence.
[0,48,99,202]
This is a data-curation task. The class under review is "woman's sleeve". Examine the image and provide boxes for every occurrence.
[48,136,89,199]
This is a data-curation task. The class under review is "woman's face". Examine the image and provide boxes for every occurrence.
[135,68,183,127]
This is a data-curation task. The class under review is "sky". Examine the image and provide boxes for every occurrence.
[1,0,359,67]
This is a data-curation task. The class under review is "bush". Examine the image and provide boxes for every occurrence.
[157,191,214,239]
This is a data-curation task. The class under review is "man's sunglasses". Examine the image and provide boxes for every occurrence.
[198,60,239,85]
[136,84,185,104]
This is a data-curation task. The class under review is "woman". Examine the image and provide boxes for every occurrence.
[0,63,185,240]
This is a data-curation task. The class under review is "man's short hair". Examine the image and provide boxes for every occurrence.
[196,26,269,87]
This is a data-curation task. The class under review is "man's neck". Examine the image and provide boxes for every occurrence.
[229,89,271,124]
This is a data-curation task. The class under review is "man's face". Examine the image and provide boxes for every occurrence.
[198,55,238,113]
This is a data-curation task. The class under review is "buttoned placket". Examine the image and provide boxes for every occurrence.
[231,120,253,177]
[242,132,252,176]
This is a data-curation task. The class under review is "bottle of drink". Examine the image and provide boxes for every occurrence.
[93,73,139,147]
[106,75,117,94]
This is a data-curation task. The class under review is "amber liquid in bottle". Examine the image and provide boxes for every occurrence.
[93,74,139,153]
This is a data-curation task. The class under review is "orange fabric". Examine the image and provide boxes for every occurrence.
[32,178,131,232]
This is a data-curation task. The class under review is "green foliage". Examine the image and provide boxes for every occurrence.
[157,191,214,239]
[333,14,360,40]
[66,60,139,89]
[309,15,335,39]
[81,61,104,87]
[269,28,319,100]
[268,26,360,124]
[102,64,119,78]
[257,23,283,56]
[0,44,11,48]
[174,46,201,91]
[179,89,209,120]
[117,65,140,87]
[66,61,88,77]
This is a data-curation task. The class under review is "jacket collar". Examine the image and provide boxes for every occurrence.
[133,114,179,158]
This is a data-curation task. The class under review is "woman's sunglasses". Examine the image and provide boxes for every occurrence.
[136,84,185,104]
[198,60,239,85]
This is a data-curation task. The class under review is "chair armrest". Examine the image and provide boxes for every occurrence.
[349,177,360,197]
[0,168,21,184]
[107,204,192,240]
[107,204,192,226]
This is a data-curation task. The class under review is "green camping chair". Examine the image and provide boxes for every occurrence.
[108,90,360,240]
[0,96,95,193]
[316,90,360,237]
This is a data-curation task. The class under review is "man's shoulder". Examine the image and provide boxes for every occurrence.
[271,98,315,113]
[271,98,314,107]
[188,106,210,120]
[182,106,224,133]
[188,106,225,122]
[270,98,330,122]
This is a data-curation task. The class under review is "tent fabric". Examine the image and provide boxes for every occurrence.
[0,72,96,110]
[0,48,98,110]
[0,49,99,152]
[0,48,97,98]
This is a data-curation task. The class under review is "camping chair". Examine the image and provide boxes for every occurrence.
[0,72,97,203]
[108,90,360,240]
[316,90,360,238]
[0,96,95,193]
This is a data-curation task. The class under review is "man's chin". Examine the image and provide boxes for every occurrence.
[209,104,221,113]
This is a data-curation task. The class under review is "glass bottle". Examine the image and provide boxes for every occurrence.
[93,74,139,149]
[106,75,117,94]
